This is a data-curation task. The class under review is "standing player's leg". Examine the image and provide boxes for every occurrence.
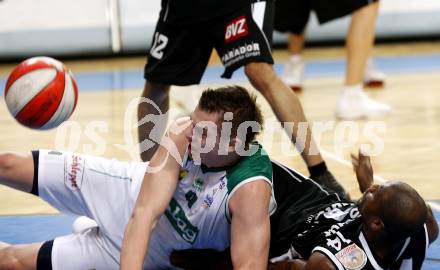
[336,1,391,119]
[244,63,349,199]
[141,13,212,162]
[343,0,385,88]
[287,33,306,56]
[216,1,324,167]
[274,0,311,91]
[214,1,348,198]
[245,62,322,167]
[345,1,380,86]
[138,81,170,161]
[282,34,306,91]
[244,17,323,168]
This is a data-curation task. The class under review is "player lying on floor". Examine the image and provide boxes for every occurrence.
[170,152,439,270]
[0,86,285,270]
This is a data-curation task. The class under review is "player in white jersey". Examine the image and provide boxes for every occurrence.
[141,142,275,269]
[0,86,275,270]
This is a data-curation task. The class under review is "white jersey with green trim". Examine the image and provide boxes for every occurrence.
[143,143,276,269]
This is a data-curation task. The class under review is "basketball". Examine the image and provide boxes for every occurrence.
[4,56,78,130]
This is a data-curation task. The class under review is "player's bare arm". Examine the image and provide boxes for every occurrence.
[426,204,439,244]
[0,152,34,193]
[229,180,272,270]
[302,252,337,270]
[351,150,373,193]
[120,119,190,270]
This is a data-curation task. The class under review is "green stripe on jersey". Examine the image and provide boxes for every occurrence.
[165,198,199,244]
[226,143,272,193]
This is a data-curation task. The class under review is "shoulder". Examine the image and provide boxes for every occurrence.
[226,144,274,221]
[226,143,272,193]
[228,177,272,223]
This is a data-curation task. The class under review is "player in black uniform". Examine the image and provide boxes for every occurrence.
[275,0,379,35]
[139,0,348,199]
[170,152,439,270]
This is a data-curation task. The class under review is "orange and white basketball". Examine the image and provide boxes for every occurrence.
[4,56,78,130]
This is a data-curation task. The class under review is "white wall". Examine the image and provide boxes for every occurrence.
[380,0,440,13]
[119,0,161,52]
[0,0,111,57]
[0,0,108,31]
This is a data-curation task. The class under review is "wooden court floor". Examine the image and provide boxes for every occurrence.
[0,41,440,215]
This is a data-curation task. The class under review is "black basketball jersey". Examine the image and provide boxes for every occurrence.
[270,161,429,270]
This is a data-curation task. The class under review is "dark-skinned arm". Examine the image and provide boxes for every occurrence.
[426,204,439,244]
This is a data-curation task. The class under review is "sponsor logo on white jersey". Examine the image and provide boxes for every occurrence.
[65,154,84,190]
[165,198,199,244]
[202,176,226,209]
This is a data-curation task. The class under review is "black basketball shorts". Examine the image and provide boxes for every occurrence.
[144,1,275,85]
[275,0,378,35]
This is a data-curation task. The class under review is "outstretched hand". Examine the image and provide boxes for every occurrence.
[351,150,374,193]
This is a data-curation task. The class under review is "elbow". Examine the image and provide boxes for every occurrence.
[130,205,161,225]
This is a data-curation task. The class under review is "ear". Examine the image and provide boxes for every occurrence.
[369,217,385,232]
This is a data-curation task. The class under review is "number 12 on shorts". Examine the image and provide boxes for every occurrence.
[150,32,169,60]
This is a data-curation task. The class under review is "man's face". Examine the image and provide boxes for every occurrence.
[357,181,398,217]
[186,106,223,164]
[358,184,382,216]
